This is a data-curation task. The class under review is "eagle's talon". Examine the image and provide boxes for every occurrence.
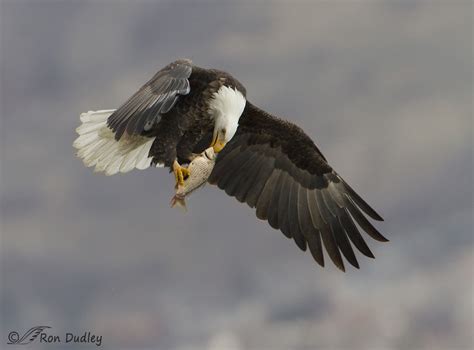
[173,160,190,187]
[181,167,190,180]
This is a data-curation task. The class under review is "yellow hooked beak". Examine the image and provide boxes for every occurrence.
[211,129,226,153]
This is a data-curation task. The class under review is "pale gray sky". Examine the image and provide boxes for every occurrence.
[1,1,472,349]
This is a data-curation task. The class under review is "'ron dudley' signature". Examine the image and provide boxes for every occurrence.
[7,326,103,347]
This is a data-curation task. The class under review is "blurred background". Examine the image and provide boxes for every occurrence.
[1,1,472,349]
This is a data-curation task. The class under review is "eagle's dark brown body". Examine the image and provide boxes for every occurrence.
[162,66,246,166]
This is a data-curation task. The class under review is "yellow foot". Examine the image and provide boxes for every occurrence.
[173,160,190,187]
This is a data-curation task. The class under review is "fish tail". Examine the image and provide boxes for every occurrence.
[170,195,187,212]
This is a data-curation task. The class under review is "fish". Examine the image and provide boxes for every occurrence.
[170,147,216,211]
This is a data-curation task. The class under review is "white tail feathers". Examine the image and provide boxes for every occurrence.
[73,110,160,175]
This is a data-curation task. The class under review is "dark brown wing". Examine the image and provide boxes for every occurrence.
[208,102,387,271]
[107,59,193,140]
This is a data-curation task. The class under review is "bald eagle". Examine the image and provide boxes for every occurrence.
[74,59,387,271]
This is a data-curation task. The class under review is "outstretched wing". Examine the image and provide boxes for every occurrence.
[107,59,193,140]
[209,102,387,271]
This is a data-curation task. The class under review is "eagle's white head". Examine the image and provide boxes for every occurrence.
[209,85,246,152]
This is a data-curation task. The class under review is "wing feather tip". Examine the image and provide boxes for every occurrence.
[371,212,384,222]
[313,257,324,268]
[350,259,360,269]
[336,263,346,272]
[376,235,390,243]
